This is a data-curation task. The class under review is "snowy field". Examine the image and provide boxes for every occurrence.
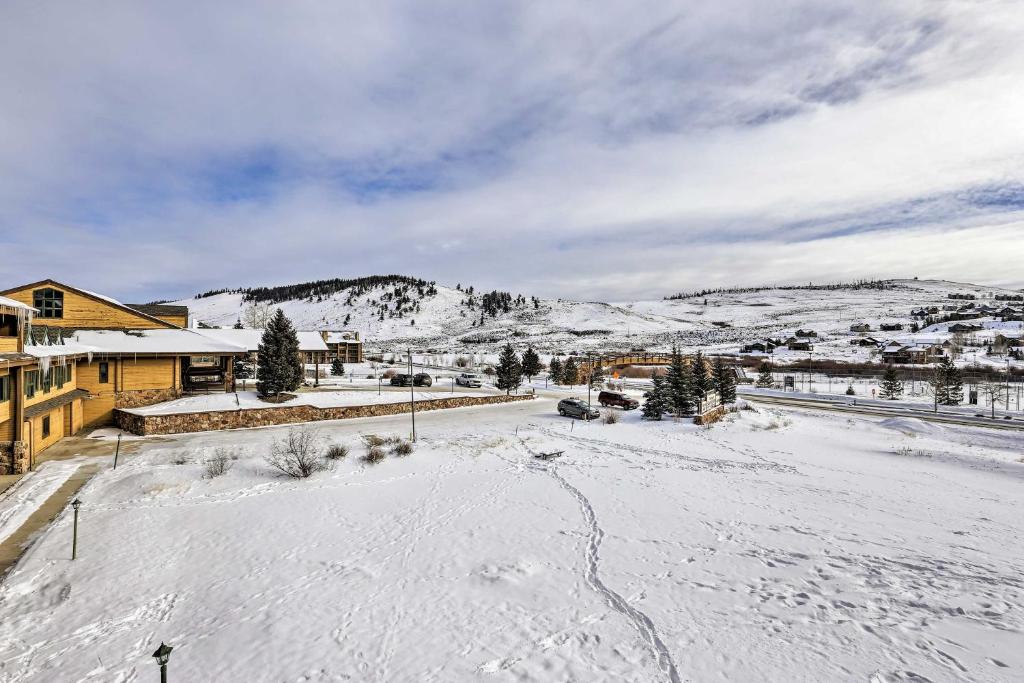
[1,400,1022,681]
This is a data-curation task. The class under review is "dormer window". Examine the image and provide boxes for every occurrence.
[33,288,64,318]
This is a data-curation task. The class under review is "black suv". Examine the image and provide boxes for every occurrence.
[414,373,433,387]
[598,391,639,410]
[390,374,414,386]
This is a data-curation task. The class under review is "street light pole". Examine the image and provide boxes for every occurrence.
[408,349,416,442]
[152,642,173,683]
[71,498,81,560]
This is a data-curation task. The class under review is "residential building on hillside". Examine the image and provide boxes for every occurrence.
[321,330,364,363]
[194,328,331,365]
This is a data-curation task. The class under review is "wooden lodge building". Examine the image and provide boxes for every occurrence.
[0,280,249,474]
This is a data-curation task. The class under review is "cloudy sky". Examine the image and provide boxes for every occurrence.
[2,1,1023,302]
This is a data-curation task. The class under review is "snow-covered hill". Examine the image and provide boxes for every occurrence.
[172,278,1023,354]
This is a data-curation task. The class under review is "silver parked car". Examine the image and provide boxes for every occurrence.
[456,372,482,388]
[557,398,600,420]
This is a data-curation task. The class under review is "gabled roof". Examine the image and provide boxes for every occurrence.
[0,279,181,329]
[69,329,247,354]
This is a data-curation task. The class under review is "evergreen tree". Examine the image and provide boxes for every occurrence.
[521,346,542,381]
[665,345,695,416]
[589,359,606,388]
[562,357,580,386]
[713,356,737,404]
[257,309,304,398]
[495,343,522,395]
[756,361,774,388]
[938,356,963,405]
[549,357,564,385]
[642,373,669,420]
[331,358,345,376]
[233,319,244,329]
[234,356,253,379]
[879,365,903,400]
[692,351,713,403]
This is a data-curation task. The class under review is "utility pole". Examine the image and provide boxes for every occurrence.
[408,349,416,442]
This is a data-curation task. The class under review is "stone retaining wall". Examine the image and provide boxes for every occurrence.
[114,393,535,436]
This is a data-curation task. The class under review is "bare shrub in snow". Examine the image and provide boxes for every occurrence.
[391,440,413,456]
[265,428,328,479]
[326,444,349,460]
[603,411,619,424]
[455,356,470,368]
[894,446,915,457]
[203,448,235,478]
[172,455,190,465]
[363,445,387,464]
[382,369,397,379]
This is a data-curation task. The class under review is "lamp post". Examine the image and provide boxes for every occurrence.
[152,642,173,683]
[408,349,416,442]
[71,498,81,560]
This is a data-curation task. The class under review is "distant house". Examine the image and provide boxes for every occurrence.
[740,341,775,354]
[881,343,944,365]
[994,334,1023,351]
[849,323,871,333]
[321,330,364,364]
[941,305,958,312]
[927,306,939,314]
[879,323,904,332]
[786,338,813,351]
[948,323,983,333]
[911,308,928,317]
[849,337,882,347]
[997,306,1021,318]
[795,329,818,338]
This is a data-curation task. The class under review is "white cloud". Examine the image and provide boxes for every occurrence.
[1,0,1023,300]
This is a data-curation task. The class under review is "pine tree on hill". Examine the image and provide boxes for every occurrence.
[665,344,695,416]
[495,343,522,395]
[562,356,580,387]
[756,361,774,388]
[521,347,542,381]
[257,309,304,399]
[331,358,345,376]
[549,357,564,385]
[713,356,737,404]
[642,373,669,420]
[879,365,903,400]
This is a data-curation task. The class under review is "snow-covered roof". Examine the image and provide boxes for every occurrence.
[0,295,34,312]
[68,329,247,354]
[324,331,360,344]
[77,288,124,306]
[193,328,329,352]
[23,341,99,359]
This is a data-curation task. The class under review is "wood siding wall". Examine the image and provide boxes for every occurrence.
[2,285,171,329]
[23,363,77,410]
[77,357,181,426]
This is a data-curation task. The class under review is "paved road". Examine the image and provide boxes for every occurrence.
[741,392,1024,432]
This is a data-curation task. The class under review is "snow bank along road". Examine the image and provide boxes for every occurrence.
[0,399,1021,681]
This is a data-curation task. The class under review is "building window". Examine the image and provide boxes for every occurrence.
[99,362,109,384]
[0,376,9,402]
[42,415,51,439]
[32,288,64,319]
[25,370,38,398]
[55,364,68,389]
[42,368,52,392]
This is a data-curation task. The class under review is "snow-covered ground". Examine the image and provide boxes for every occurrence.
[1,399,1021,681]
[0,460,86,545]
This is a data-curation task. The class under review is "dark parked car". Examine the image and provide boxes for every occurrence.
[390,374,414,386]
[414,373,433,387]
[598,391,639,410]
[557,398,600,420]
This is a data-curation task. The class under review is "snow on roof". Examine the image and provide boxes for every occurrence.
[324,331,360,343]
[69,329,247,354]
[0,295,34,312]
[193,328,329,352]
[77,288,124,306]
[24,341,99,358]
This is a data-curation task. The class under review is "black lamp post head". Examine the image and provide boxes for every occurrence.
[152,642,173,665]
[71,498,82,510]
